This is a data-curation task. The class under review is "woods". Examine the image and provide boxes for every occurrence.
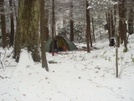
[0,0,134,100]
[0,0,134,71]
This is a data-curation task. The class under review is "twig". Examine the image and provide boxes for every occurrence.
[0,75,4,79]
[0,52,5,72]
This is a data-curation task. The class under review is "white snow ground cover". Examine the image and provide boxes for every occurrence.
[0,34,134,101]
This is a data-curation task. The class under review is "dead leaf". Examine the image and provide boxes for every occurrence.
[5,60,8,62]
[22,94,26,96]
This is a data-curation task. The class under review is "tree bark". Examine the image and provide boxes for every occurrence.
[40,0,49,71]
[44,8,49,41]
[86,0,90,53]
[106,10,114,44]
[128,7,133,35]
[14,0,40,62]
[118,0,127,45]
[51,0,55,56]
[70,0,74,41]
[92,17,95,42]
[106,12,110,42]
[114,4,120,47]
[0,0,7,48]
[9,0,14,47]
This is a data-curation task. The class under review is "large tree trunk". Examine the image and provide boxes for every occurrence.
[0,0,7,48]
[40,0,49,71]
[14,0,40,62]
[9,0,14,47]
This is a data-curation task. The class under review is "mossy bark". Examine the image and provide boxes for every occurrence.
[14,0,40,62]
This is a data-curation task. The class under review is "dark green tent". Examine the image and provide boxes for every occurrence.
[45,35,77,52]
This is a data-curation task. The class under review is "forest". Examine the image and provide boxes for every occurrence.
[0,0,134,70]
[0,0,134,101]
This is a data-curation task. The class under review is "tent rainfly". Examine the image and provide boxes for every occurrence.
[45,35,78,52]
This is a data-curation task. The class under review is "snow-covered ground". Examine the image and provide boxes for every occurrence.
[0,34,134,101]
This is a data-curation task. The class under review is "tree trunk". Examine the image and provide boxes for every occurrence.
[118,0,127,46]
[86,0,90,53]
[128,7,133,35]
[113,4,120,47]
[70,0,74,41]
[0,0,7,48]
[40,0,48,71]
[116,47,118,78]
[9,0,14,47]
[70,20,74,41]
[44,8,49,41]
[92,17,95,42]
[114,1,118,77]
[106,12,110,43]
[14,0,40,62]
[89,18,92,47]
[51,0,55,56]
[106,10,114,44]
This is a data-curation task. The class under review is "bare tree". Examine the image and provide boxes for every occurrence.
[9,0,15,47]
[51,0,55,56]
[86,0,90,53]
[70,0,74,41]
[40,0,49,71]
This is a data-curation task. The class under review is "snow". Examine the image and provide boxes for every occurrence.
[0,35,134,101]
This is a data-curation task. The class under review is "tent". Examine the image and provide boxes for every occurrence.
[45,35,78,52]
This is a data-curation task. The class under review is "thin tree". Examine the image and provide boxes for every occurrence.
[114,0,119,77]
[9,0,14,47]
[70,0,74,41]
[86,0,90,53]
[40,0,49,71]
[106,10,115,45]
[91,17,95,42]
[51,0,55,56]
